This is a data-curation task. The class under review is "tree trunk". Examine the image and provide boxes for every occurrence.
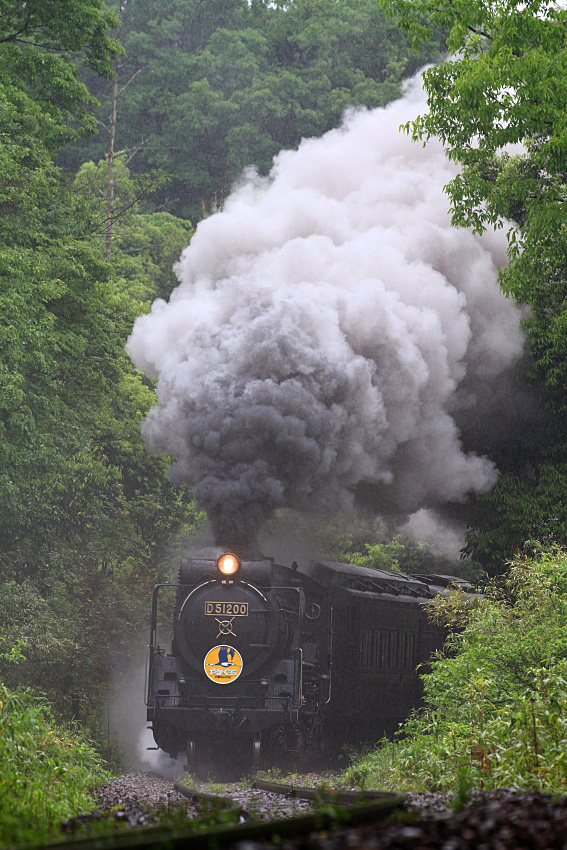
[105,7,122,256]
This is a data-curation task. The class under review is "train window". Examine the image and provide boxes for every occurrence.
[359,629,416,670]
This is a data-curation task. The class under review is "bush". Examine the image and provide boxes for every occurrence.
[344,548,567,793]
[0,682,110,847]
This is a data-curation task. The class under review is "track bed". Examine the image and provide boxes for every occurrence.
[55,772,567,850]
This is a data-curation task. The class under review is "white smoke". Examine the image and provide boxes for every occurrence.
[402,508,466,559]
[127,72,524,545]
[107,651,185,777]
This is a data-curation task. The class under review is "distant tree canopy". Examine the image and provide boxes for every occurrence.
[60,0,446,220]
[381,0,567,571]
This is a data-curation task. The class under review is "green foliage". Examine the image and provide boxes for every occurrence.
[0,0,119,149]
[426,586,482,631]
[0,681,110,846]
[110,210,193,302]
[339,531,475,579]
[344,548,567,793]
[0,582,76,689]
[0,147,194,573]
[61,0,446,220]
[203,783,228,794]
[463,462,567,574]
[343,540,404,572]
[73,158,194,303]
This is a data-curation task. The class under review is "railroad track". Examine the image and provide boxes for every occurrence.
[31,778,404,850]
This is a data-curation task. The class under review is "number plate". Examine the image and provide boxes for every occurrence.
[204,602,249,616]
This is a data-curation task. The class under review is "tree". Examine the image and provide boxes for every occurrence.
[0,0,118,149]
[73,157,194,301]
[381,0,567,570]
[60,0,446,220]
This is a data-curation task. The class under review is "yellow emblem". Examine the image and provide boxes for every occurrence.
[203,645,243,685]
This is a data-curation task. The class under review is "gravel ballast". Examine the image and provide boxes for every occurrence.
[83,772,567,849]
[81,771,199,829]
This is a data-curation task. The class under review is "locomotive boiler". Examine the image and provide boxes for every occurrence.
[146,546,468,772]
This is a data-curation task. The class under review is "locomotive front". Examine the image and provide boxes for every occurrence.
[146,547,310,771]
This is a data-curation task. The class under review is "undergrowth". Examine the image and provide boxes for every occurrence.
[344,548,567,794]
[0,682,111,847]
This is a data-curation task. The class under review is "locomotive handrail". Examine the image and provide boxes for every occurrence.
[149,583,179,647]
[154,693,294,703]
[297,646,303,710]
[325,603,333,705]
[147,583,179,706]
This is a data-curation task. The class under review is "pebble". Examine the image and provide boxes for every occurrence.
[62,771,198,833]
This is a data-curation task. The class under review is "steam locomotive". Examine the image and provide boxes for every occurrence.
[146,546,467,772]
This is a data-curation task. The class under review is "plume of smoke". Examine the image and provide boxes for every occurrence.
[127,73,524,546]
[401,508,465,559]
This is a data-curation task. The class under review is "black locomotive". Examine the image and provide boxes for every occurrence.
[146,546,467,772]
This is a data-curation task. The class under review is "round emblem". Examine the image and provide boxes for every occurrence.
[203,645,243,685]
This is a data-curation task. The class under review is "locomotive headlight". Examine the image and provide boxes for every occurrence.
[217,552,241,577]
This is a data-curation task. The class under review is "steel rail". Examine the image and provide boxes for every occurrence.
[252,778,402,804]
[173,780,240,813]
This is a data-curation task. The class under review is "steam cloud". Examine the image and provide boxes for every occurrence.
[127,72,524,545]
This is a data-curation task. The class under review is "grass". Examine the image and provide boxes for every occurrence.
[0,682,111,847]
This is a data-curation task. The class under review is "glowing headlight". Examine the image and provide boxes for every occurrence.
[217,552,240,577]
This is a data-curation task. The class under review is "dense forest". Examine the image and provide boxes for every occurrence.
[60,0,445,220]
[2,0,567,841]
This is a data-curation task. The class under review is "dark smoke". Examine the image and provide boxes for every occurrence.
[127,73,525,545]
